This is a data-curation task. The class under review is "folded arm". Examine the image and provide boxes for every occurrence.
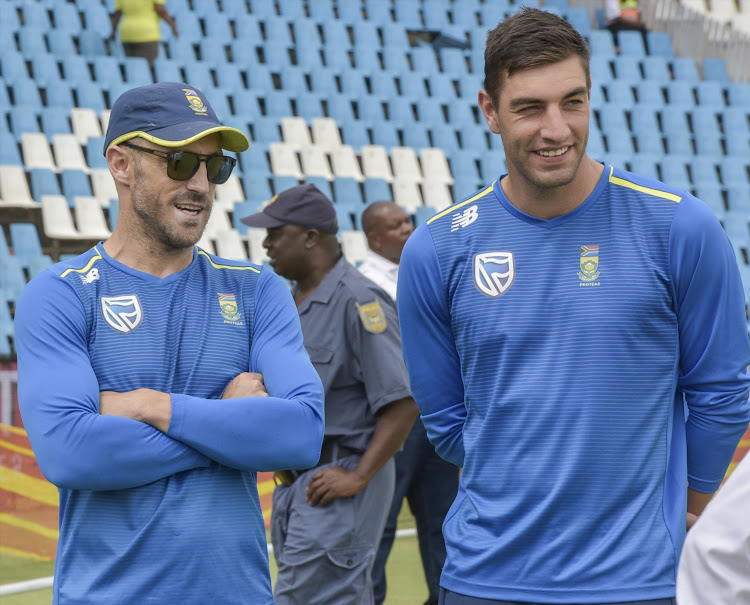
[16,273,211,491]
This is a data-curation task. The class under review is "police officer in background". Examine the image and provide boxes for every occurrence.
[359,201,460,605]
[241,185,418,605]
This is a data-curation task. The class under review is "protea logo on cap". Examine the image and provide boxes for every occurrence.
[183,88,208,115]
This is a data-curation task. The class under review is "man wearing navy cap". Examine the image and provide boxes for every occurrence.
[16,83,325,604]
[242,184,418,605]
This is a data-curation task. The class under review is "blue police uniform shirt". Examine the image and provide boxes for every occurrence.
[295,256,411,452]
[15,244,324,605]
[397,165,750,603]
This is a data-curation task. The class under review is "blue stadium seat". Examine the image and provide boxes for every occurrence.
[606,133,635,155]
[271,175,300,194]
[122,57,153,86]
[0,256,26,306]
[695,81,725,107]
[613,56,642,81]
[82,2,111,32]
[61,170,93,207]
[61,55,92,86]
[294,92,325,121]
[339,121,371,149]
[449,150,481,181]
[245,63,274,92]
[634,134,664,155]
[370,121,400,147]
[9,106,40,138]
[589,56,613,83]
[359,96,387,122]
[296,45,325,70]
[231,201,260,235]
[182,62,215,91]
[78,30,108,56]
[725,130,750,156]
[565,6,593,38]
[398,73,426,98]
[339,71,367,97]
[252,117,281,143]
[727,83,750,107]
[630,107,660,135]
[659,157,691,189]
[671,57,700,82]
[0,227,8,258]
[204,14,233,41]
[694,133,723,157]
[167,36,197,63]
[18,28,50,57]
[85,137,108,169]
[440,48,468,75]
[393,2,421,28]
[432,125,460,152]
[694,184,726,216]
[646,32,674,58]
[665,81,696,108]
[304,176,333,201]
[726,185,750,212]
[691,107,720,135]
[9,223,43,258]
[0,52,28,83]
[411,47,440,75]
[721,209,750,240]
[416,98,444,124]
[45,83,76,110]
[589,30,616,57]
[723,108,750,136]
[629,156,660,180]
[92,56,125,87]
[310,0,336,22]
[382,47,410,72]
[363,178,392,204]
[618,31,647,57]
[30,168,62,201]
[719,157,750,187]
[333,177,365,207]
[478,1,512,26]
[240,145,272,175]
[689,157,720,187]
[240,174,273,205]
[598,106,629,136]
[0,132,22,165]
[30,55,62,86]
[279,65,308,94]
[233,15,263,45]
[265,17,294,48]
[308,66,337,96]
[75,81,107,114]
[447,99,478,126]
[427,73,457,99]
[402,123,431,149]
[660,108,690,134]
[52,3,82,32]
[153,58,183,83]
[369,71,398,98]
[664,132,695,156]
[41,107,72,139]
[641,56,671,82]
[702,58,729,83]
[459,123,490,152]
[327,95,357,124]
[587,129,606,159]
[603,80,636,106]
[9,80,43,109]
[47,29,76,59]
[415,205,438,226]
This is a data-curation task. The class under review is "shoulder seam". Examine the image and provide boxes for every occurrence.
[197,249,261,273]
[60,252,103,278]
[607,165,682,203]
[427,181,496,225]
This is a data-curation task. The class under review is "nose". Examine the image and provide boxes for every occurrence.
[539,105,571,143]
[262,234,272,249]
[186,161,211,194]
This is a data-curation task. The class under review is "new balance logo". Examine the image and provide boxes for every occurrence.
[451,205,478,232]
[81,268,100,284]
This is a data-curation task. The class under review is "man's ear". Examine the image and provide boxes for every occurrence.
[106,145,132,186]
[478,89,501,134]
[303,229,320,249]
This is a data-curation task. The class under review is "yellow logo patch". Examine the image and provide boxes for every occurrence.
[357,300,387,334]
[218,292,241,322]
[183,88,208,114]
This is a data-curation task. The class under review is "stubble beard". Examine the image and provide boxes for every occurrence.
[131,165,212,251]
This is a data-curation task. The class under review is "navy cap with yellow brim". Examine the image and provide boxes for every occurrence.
[103,82,249,156]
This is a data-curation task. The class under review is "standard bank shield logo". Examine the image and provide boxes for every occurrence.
[474,252,515,298]
[101,295,143,333]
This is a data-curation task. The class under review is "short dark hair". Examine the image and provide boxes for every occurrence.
[483,7,591,103]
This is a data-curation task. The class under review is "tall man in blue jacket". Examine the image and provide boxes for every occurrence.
[16,82,325,605]
[397,9,750,605]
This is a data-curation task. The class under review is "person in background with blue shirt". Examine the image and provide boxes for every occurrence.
[397,9,750,605]
[15,82,325,605]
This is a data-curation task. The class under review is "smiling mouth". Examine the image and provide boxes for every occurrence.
[175,204,204,217]
[536,146,569,157]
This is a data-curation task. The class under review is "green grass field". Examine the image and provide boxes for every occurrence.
[0,506,427,604]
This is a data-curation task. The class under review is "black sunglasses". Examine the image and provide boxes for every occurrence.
[121,141,236,185]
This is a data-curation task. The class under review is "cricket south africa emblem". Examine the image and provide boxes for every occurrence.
[218,292,242,323]
[101,295,143,333]
[578,245,600,285]
[183,88,208,114]
[474,252,515,298]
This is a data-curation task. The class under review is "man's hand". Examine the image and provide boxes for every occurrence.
[99,389,171,432]
[222,372,269,399]
[306,466,367,506]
